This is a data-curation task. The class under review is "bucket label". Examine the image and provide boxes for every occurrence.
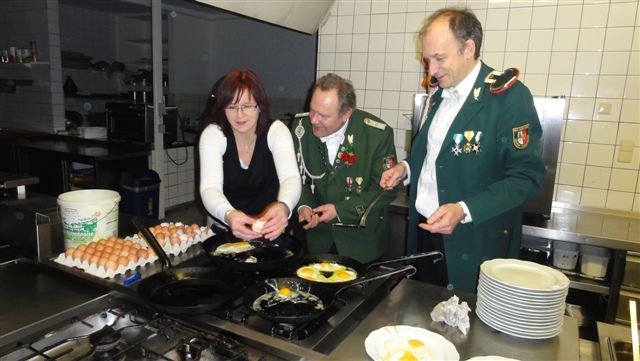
[60,201,119,248]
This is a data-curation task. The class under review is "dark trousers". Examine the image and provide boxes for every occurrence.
[415,218,449,286]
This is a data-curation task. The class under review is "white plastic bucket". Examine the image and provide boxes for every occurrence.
[58,189,121,248]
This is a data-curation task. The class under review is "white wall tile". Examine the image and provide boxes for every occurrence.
[580,3,609,28]
[337,0,355,15]
[547,74,573,97]
[624,76,639,98]
[604,27,634,52]
[349,71,367,90]
[526,52,551,74]
[483,30,507,52]
[481,52,505,70]
[529,29,554,51]
[352,34,370,52]
[336,34,353,52]
[562,142,589,164]
[369,33,387,52]
[387,13,406,33]
[552,29,579,52]
[508,7,532,30]
[486,8,509,30]
[388,0,407,13]
[335,53,351,70]
[556,185,582,204]
[608,2,638,27]
[367,53,385,72]
[351,52,367,71]
[590,121,618,144]
[581,188,607,207]
[381,90,400,109]
[365,70,384,89]
[568,97,595,120]
[386,33,405,53]
[583,166,611,189]
[354,0,371,15]
[505,30,530,52]
[371,0,389,14]
[620,99,639,124]
[600,52,630,76]
[610,168,638,192]
[577,28,606,52]
[571,75,599,98]
[597,75,626,98]
[524,74,548,96]
[628,52,639,76]
[353,14,371,33]
[504,52,527,72]
[549,52,576,74]
[606,191,634,211]
[558,163,585,185]
[531,6,557,29]
[384,52,403,71]
[555,4,582,29]
[617,123,640,144]
[586,144,615,166]
[564,120,591,142]
[370,14,388,33]
[635,194,640,212]
[405,12,425,33]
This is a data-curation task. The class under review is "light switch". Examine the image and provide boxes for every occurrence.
[618,139,635,163]
[597,102,612,115]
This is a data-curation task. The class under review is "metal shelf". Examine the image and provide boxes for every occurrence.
[567,274,609,295]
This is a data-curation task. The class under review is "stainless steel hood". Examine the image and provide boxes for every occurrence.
[193,0,335,34]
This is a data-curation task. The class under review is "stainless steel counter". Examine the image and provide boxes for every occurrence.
[330,278,580,360]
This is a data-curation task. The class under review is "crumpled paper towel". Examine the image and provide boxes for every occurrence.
[430,295,472,335]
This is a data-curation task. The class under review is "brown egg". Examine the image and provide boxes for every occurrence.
[108,253,119,262]
[131,243,141,250]
[72,249,84,260]
[127,253,139,263]
[77,244,88,252]
[84,247,95,255]
[107,236,118,242]
[65,247,76,257]
[105,240,114,247]
[147,248,156,257]
[123,239,133,247]
[156,232,165,240]
[137,249,149,260]
[113,243,123,251]
[97,256,108,269]
[105,259,117,271]
[87,242,97,249]
[117,256,129,268]
[119,247,129,257]
[97,239,107,245]
[81,252,93,263]
[169,234,181,246]
[190,223,199,230]
[96,244,105,252]
[90,254,101,265]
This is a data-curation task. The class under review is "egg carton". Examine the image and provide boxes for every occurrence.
[54,223,213,279]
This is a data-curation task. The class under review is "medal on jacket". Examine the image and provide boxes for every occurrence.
[463,130,475,153]
[355,176,363,194]
[452,133,463,156]
[345,177,353,199]
[473,131,483,153]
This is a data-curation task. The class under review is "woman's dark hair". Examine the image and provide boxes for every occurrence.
[210,69,271,137]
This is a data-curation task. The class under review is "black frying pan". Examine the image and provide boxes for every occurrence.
[132,217,239,314]
[293,251,443,286]
[244,265,416,324]
[201,230,302,272]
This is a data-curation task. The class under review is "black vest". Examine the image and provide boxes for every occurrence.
[222,128,279,216]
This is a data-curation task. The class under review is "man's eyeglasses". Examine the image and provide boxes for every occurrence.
[225,104,259,113]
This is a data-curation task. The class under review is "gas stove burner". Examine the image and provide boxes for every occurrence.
[90,325,122,352]
[93,347,124,361]
[177,337,205,361]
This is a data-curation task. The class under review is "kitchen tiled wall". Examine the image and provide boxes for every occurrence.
[317,0,640,212]
[164,145,196,209]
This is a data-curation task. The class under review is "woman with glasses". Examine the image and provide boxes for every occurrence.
[200,69,301,240]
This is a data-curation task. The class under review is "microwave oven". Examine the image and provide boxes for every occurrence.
[106,102,178,145]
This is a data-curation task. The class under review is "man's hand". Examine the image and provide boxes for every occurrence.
[298,206,320,230]
[419,203,466,235]
[313,204,337,223]
[380,163,407,189]
[259,202,289,241]
[225,210,262,240]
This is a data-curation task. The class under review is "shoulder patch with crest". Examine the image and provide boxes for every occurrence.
[512,124,530,149]
[364,118,386,130]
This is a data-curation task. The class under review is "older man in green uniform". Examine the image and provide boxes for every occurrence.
[380,8,546,292]
[293,73,398,263]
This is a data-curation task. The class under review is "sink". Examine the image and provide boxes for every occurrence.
[612,341,633,361]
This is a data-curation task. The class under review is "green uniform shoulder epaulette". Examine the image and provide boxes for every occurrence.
[294,112,309,118]
[364,117,386,130]
[484,67,519,94]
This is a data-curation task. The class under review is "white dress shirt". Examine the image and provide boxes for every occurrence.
[320,120,349,166]
[415,61,481,222]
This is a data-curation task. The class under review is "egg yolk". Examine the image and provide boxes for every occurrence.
[300,267,314,275]
[278,287,291,297]
[337,271,351,279]
[399,351,418,361]
[408,339,424,348]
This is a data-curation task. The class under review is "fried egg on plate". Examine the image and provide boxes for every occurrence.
[382,337,432,361]
[213,241,255,255]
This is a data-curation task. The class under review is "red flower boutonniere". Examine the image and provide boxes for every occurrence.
[338,134,358,166]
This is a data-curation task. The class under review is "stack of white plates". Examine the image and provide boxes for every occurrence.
[476,258,570,339]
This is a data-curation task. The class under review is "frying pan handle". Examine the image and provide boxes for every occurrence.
[335,264,416,296]
[365,251,444,271]
[132,217,172,271]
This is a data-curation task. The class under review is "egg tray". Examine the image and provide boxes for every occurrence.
[53,223,214,279]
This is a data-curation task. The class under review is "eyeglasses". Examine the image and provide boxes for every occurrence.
[225,104,259,113]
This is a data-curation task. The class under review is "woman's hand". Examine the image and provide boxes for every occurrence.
[225,209,262,240]
[259,202,289,240]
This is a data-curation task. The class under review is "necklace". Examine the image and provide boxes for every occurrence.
[236,136,255,155]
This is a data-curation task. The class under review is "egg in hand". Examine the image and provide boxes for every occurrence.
[382,337,432,361]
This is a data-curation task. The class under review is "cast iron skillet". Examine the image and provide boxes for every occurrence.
[201,229,302,273]
[293,251,443,287]
[132,217,239,315]
[243,265,416,324]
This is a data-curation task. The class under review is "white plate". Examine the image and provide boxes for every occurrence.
[364,325,460,361]
[481,259,569,292]
[475,302,564,329]
[466,356,521,361]
[476,300,565,325]
[478,276,568,302]
[477,285,567,315]
[476,307,563,339]
[478,273,568,298]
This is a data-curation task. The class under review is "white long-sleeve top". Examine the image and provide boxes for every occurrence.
[199,120,301,224]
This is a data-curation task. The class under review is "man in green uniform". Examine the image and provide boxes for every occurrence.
[380,8,546,292]
[293,73,398,263]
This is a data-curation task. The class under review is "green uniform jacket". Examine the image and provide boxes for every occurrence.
[293,109,398,263]
[408,62,546,293]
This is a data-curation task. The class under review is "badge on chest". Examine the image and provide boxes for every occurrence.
[452,130,482,156]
